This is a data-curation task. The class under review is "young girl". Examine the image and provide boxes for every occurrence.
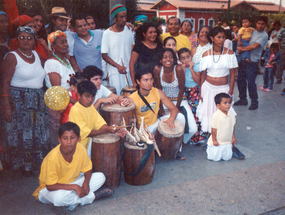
[259,43,281,92]
[163,37,180,62]
[60,72,86,124]
[153,48,197,148]
[178,48,205,144]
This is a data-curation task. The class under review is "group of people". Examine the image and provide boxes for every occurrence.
[0,3,279,211]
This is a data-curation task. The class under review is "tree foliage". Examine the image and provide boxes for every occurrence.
[147,17,166,26]
[14,0,138,29]
[261,12,285,26]
[217,7,260,28]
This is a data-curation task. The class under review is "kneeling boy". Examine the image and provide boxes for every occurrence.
[33,122,114,211]
[207,93,244,161]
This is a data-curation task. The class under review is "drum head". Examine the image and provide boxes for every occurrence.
[92,133,120,143]
[157,119,184,138]
[123,86,137,92]
[101,103,135,112]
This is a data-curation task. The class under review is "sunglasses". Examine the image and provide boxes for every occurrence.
[18,36,34,41]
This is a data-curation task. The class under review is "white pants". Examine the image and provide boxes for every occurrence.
[109,73,131,96]
[87,138,92,158]
[149,113,185,152]
[206,144,232,162]
[169,100,198,143]
[38,172,105,210]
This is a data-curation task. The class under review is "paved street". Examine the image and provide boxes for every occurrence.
[0,75,285,215]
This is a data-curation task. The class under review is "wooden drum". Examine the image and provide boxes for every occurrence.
[92,133,121,189]
[100,103,136,128]
[122,86,137,97]
[105,85,116,94]
[123,142,155,185]
[155,119,184,160]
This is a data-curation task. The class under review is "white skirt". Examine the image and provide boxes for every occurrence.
[196,81,236,133]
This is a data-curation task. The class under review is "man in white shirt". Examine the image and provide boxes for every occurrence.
[101,4,134,95]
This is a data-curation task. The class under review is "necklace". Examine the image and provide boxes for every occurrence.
[212,46,224,63]
[53,53,71,69]
[18,48,33,58]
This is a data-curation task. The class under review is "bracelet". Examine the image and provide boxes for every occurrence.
[1,94,10,97]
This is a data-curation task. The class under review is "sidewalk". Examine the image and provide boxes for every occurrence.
[0,75,285,215]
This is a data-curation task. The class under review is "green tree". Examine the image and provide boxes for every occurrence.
[217,7,260,27]
[147,17,166,26]
[261,12,285,27]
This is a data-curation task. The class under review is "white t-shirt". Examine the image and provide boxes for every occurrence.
[101,26,134,76]
[93,85,112,104]
[44,59,74,89]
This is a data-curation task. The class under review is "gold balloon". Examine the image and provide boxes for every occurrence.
[44,86,70,111]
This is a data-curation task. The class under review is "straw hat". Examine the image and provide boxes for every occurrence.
[49,7,69,20]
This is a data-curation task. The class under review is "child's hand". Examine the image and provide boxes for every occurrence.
[239,41,243,46]
[103,97,116,104]
[189,62,194,70]
[213,140,219,146]
[74,184,86,198]
[232,136,237,145]
[82,181,90,196]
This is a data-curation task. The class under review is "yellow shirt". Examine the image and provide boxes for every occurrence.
[69,102,106,148]
[207,109,236,146]
[161,32,192,51]
[33,144,92,199]
[238,27,255,40]
[129,87,160,126]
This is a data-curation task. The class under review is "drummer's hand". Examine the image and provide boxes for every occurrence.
[115,129,127,138]
[120,97,130,106]
[116,65,127,74]
[163,119,176,128]
[102,97,117,104]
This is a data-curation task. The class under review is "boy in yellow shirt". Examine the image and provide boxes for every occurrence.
[33,122,114,211]
[69,80,124,157]
[238,17,255,62]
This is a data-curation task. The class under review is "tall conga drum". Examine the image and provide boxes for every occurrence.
[100,103,136,128]
[155,119,184,160]
[122,86,137,97]
[123,142,155,185]
[106,85,116,94]
[92,133,121,189]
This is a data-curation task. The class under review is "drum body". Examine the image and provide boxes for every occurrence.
[92,133,121,189]
[155,119,184,160]
[122,86,137,97]
[123,142,155,185]
[106,86,116,94]
[100,103,136,128]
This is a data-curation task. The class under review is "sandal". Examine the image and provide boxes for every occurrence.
[175,152,186,161]
[94,187,114,200]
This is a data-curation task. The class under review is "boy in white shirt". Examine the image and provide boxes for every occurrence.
[207,93,244,161]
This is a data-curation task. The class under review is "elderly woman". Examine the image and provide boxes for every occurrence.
[9,15,48,61]
[180,19,198,48]
[45,30,75,147]
[1,26,49,177]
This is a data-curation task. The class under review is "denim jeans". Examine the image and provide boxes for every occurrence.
[237,61,258,104]
[263,67,276,90]
[241,39,250,59]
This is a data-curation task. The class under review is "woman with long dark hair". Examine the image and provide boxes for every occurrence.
[129,22,163,87]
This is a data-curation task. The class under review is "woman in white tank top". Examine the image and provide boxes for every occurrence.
[1,26,49,176]
[153,48,197,147]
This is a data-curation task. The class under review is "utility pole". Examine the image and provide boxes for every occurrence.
[227,0,231,24]
[109,0,126,25]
